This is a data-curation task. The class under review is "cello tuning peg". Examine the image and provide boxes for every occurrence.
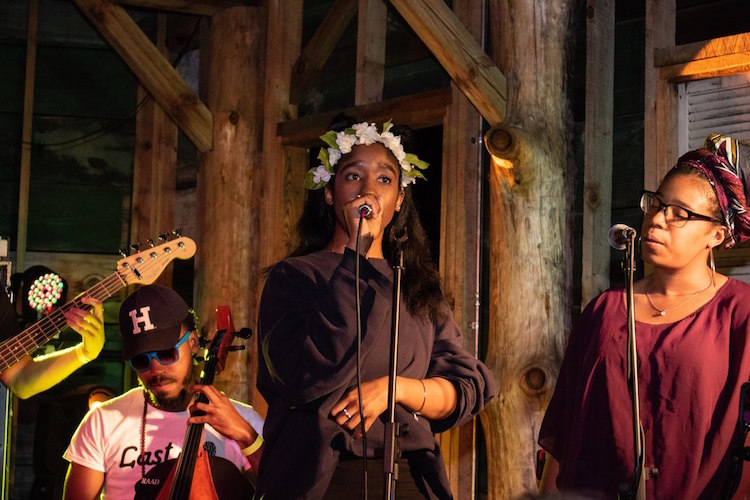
[236,327,253,339]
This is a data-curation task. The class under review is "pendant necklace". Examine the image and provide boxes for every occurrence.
[644,278,712,317]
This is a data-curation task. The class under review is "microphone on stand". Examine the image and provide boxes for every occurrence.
[608,224,637,250]
[359,204,373,218]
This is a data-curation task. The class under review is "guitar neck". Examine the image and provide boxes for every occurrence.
[0,270,127,373]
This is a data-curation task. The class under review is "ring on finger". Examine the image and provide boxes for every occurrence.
[342,408,351,420]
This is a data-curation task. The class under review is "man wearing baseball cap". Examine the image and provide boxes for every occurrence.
[62,285,264,499]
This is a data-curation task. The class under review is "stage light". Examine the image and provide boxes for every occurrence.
[11,265,68,324]
[27,272,64,314]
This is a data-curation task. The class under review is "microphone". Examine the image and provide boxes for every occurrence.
[358,204,372,218]
[608,224,637,250]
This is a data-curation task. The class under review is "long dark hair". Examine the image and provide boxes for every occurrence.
[288,123,446,323]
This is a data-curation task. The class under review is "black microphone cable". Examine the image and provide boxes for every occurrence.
[354,210,369,500]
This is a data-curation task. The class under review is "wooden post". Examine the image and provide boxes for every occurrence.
[355,0,386,105]
[130,14,177,287]
[194,5,265,403]
[644,0,676,190]
[434,3,484,498]
[483,0,577,497]
[581,0,615,306]
[17,0,39,273]
[256,0,304,415]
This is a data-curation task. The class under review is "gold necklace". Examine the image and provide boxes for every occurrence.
[644,279,712,317]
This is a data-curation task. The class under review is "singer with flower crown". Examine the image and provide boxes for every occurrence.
[538,133,750,498]
[256,118,496,499]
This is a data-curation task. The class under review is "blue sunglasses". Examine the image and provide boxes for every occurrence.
[129,330,191,372]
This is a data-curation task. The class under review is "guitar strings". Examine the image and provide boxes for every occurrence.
[0,240,189,371]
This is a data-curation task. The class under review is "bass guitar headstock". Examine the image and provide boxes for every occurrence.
[118,233,196,286]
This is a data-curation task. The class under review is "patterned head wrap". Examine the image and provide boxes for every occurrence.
[670,133,750,248]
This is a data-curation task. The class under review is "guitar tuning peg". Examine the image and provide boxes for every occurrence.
[146,238,155,247]
[119,248,128,258]
[130,243,141,253]
[158,233,169,242]
[229,345,246,352]
[172,228,183,237]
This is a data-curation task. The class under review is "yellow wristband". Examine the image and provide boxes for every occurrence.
[241,434,263,456]
[75,344,94,364]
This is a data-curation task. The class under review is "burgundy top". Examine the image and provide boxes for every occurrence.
[539,278,750,498]
[256,249,495,499]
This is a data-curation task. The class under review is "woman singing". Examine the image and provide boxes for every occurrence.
[256,120,495,499]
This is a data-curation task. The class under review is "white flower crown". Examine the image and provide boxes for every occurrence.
[304,120,429,190]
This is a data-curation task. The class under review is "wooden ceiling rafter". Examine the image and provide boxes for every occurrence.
[73,0,213,152]
[388,0,507,126]
[287,0,507,128]
[117,0,245,16]
[289,0,358,105]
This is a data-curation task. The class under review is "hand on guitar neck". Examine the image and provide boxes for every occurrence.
[0,294,105,399]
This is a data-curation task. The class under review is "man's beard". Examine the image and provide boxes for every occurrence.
[141,372,194,411]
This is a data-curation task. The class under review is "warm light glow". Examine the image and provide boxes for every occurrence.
[88,387,116,410]
[490,154,514,170]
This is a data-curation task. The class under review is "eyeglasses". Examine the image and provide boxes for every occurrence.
[640,191,723,228]
[129,330,191,372]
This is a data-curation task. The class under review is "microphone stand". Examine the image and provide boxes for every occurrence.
[619,230,647,500]
[721,382,750,499]
[384,231,407,500]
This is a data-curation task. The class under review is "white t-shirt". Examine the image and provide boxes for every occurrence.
[64,387,264,500]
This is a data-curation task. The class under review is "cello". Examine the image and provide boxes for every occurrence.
[134,306,254,500]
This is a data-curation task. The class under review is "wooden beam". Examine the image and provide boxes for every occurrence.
[659,53,750,83]
[73,0,214,152]
[289,0,357,105]
[655,33,750,67]
[117,0,245,16]
[277,88,451,147]
[17,0,39,273]
[355,0,386,104]
[581,0,615,307]
[388,0,506,125]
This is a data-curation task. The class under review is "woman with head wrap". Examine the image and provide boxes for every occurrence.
[538,134,750,498]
